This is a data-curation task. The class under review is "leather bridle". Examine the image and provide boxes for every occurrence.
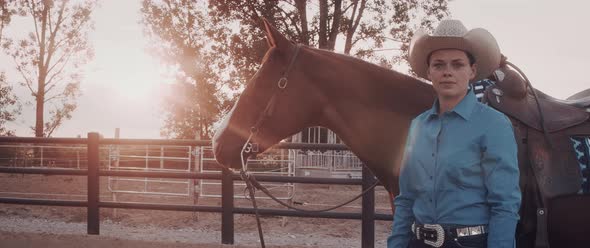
[236,44,378,248]
[240,44,302,172]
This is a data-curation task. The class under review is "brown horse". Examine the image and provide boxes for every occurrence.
[213,19,590,247]
[212,19,434,196]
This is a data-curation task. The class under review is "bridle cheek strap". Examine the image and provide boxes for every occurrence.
[241,44,302,160]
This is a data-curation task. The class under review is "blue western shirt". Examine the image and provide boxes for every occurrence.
[388,89,521,248]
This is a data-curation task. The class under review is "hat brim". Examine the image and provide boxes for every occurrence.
[409,28,501,82]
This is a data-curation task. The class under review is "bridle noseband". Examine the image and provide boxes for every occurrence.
[240,44,302,172]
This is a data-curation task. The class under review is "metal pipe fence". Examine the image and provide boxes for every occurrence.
[0,133,392,248]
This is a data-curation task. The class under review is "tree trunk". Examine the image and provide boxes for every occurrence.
[35,89,44,137]
[35,2,50,137]
[318,0,328,49]
[327,0,342,50]
[294,0,309,45]
[344,0,367,54]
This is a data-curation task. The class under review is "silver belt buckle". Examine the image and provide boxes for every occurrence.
[423,224,445,248]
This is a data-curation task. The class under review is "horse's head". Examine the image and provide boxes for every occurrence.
[213,19,322,170]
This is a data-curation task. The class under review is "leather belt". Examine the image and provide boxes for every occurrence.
[411,222,488,247]
[455,225,487,237]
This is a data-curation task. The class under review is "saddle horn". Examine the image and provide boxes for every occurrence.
[502,59,554,149]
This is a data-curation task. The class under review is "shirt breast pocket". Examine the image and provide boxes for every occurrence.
[404,157,430,194]
[441,148,484,190]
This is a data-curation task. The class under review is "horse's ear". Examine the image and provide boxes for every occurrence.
[262,18,290,49]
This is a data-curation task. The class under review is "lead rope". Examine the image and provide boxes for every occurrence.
[238,169,379,248]
[503,60,550,248]
[239,130,379,248]
[239,130,266,248]
[247,172,379,212]
[241,169,266,248]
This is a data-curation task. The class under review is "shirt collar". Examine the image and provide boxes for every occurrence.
[427,88,477,121]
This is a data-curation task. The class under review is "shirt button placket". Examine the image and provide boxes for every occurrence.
[433,117,443,217]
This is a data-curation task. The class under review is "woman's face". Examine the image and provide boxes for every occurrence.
[427,49,476,100]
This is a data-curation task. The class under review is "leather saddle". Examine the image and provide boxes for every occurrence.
[484,64,590,198]
[483,64,590,248]
[484,66,590,133]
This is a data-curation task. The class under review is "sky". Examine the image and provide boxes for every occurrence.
[2,0,589,138]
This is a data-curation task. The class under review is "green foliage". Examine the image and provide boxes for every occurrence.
[0,0,18,136]
[0,0,16,41]
[2,0,96,137]
[141,0,449,139]
[0,72,21,136]
[141,0,230,139]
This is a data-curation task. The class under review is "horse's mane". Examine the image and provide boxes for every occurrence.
[301,46,434,113]
[306,46,431,89]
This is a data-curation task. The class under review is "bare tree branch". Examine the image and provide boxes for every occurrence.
[26,0,42,46]
[45,0,68,70]
[46,41,73,75]
[11,56,36,95]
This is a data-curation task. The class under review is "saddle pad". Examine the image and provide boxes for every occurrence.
[527,130,583,198]
[571,136,590,194]
[473,79,495,101]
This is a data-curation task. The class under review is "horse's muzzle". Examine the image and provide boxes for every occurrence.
[212,132,247,170]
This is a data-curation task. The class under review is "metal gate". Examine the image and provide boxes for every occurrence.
[107,145,196,198]
[292,127,363,178]
[198,147,295,200]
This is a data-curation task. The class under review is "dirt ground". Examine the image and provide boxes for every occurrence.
[0,174,393,247]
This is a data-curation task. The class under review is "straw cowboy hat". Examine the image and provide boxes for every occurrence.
[409,19,501,82]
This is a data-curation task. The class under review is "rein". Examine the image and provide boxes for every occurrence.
[238,44,379,248]
[503,60,553,149]
[499,59,551,247]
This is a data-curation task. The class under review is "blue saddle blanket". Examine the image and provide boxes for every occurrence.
[572,137,590,194]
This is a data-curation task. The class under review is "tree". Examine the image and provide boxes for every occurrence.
[0,0,19,136]
[208,0,449,71]
[141,0,449,139]
[141,0,229,139]
[2,0,96,137]
[0,0,16,41]
[0,72,20,136]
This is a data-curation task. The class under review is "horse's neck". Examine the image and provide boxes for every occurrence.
[320,98,411,167]
[310,52,434,192]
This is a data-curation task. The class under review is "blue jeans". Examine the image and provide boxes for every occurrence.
[408,233,488,248]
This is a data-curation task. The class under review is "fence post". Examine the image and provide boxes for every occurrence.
[361,166,376,248]
[221,168,234,244]
[87,132,100,235]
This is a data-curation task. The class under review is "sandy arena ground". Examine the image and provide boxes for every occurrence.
[0,174,393,247]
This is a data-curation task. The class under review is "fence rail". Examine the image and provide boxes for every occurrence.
[0,133,392,248]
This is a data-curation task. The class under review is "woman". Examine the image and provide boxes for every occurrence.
[387,20,521,248]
